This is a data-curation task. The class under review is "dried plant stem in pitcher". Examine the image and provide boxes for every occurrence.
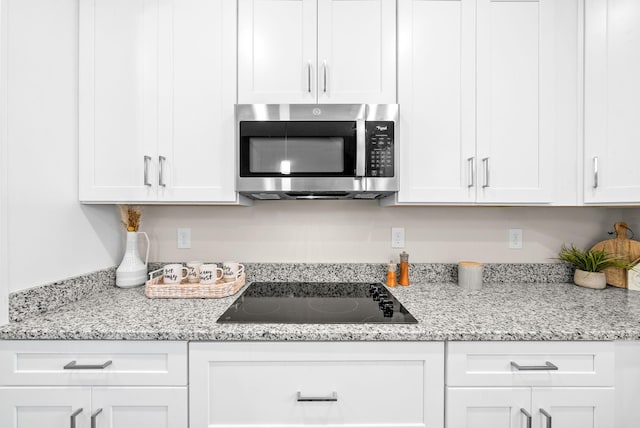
[118,205,142,232]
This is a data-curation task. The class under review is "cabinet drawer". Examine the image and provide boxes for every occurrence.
[0,341,187,386]
[190,342,444,428]
[447,341,614,387]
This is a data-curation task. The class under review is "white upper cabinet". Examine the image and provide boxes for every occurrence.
[397,0,579,205]
[316,0,396,104]
[238,0,396,104]
[584,0,640,204]
[238,0,316,104]
[79,0,239,203]
[156,0,237,202]
[79,0,157,202]
[397,0,476,204]
[475,0,556,204]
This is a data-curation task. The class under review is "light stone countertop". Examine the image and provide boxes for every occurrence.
[2,281,640,341]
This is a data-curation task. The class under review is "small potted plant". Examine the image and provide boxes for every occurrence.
[558,244,631,289]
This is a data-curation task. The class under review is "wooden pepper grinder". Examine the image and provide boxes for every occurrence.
[399,251,410,286]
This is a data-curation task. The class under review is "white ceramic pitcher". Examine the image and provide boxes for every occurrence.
[116,231,150,288]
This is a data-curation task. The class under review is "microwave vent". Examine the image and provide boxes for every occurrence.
[354,193,379,199]
[250,193,281,200]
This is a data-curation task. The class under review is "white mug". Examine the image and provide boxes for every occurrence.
[223,262,245,282]
[186,261,203,284]
[200,264,224,285]
[163,264,189,284]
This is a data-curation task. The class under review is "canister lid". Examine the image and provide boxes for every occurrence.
[458,261,483,268]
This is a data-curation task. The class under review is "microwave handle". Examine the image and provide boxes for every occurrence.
[356,119,366,177]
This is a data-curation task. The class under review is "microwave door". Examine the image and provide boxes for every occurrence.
[240,121,357,178]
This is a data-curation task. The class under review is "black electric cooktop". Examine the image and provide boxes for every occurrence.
[217,282,418,324]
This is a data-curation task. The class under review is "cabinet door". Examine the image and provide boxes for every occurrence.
[238,0,316,103]
[532,388,614,428]
[447,387,531,428]
[0,387,91,428]
[475,0,556,204]
[396,0,476,203]
[157,0,237,202]
[584,0,640,204]
[317,0,396,104]
[79,0,159,202]
[92,387,187,428]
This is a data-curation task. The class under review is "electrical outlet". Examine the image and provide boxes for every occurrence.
[177,228,191,249]
[509,228,523,249]
[391,227,405,248]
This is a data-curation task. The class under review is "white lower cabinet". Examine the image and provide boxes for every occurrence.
[0,341,188,428]
[189,341,445,428]
[447,387,613,428]
[0,387,91,428]
[0,339,627,427]
[0,387,186,428]
[446,342,615,428]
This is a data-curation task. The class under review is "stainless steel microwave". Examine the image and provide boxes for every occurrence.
[236,104,398,200]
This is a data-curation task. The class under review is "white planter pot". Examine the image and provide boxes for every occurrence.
[573,269,606,290]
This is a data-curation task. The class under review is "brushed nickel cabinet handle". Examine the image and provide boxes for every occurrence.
[510,361,558,371]
[64,360,112,370]
[482,157,490,188]
[159,155,167,187]
[593,156,599,188]
[540,408,552,428]
[323,60,327,93]
[297,391,338,402]
[520,408,532,428]
[307,61,312,93]
[70,408,83,428]
[91,408,103,428]
[144,155,152,186]
[467,157,475,188]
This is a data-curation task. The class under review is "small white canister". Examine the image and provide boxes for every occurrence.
[628,267,640,291]
[458,261,483,290]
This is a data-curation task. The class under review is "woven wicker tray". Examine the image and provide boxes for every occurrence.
[145,268,246,299]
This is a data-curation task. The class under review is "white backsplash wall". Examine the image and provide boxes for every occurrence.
[142,203,626,264]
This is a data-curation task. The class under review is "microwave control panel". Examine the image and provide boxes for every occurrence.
[366,121,394,177]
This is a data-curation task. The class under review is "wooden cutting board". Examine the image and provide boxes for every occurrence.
[590,222,640,288]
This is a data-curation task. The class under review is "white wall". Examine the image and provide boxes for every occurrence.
[2,0,120,294]
[142,203,624,264]
[0,0,8,323]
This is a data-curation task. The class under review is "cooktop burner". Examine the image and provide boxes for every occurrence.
[217,282,418,324]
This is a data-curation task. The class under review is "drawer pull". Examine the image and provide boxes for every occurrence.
[91,408,103,428]
[296,391,338,402]
[540,408,552,428]
[520,408,532,428]
[510,361,558,371]
[70,408,83,428]
[64,360,113,370]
